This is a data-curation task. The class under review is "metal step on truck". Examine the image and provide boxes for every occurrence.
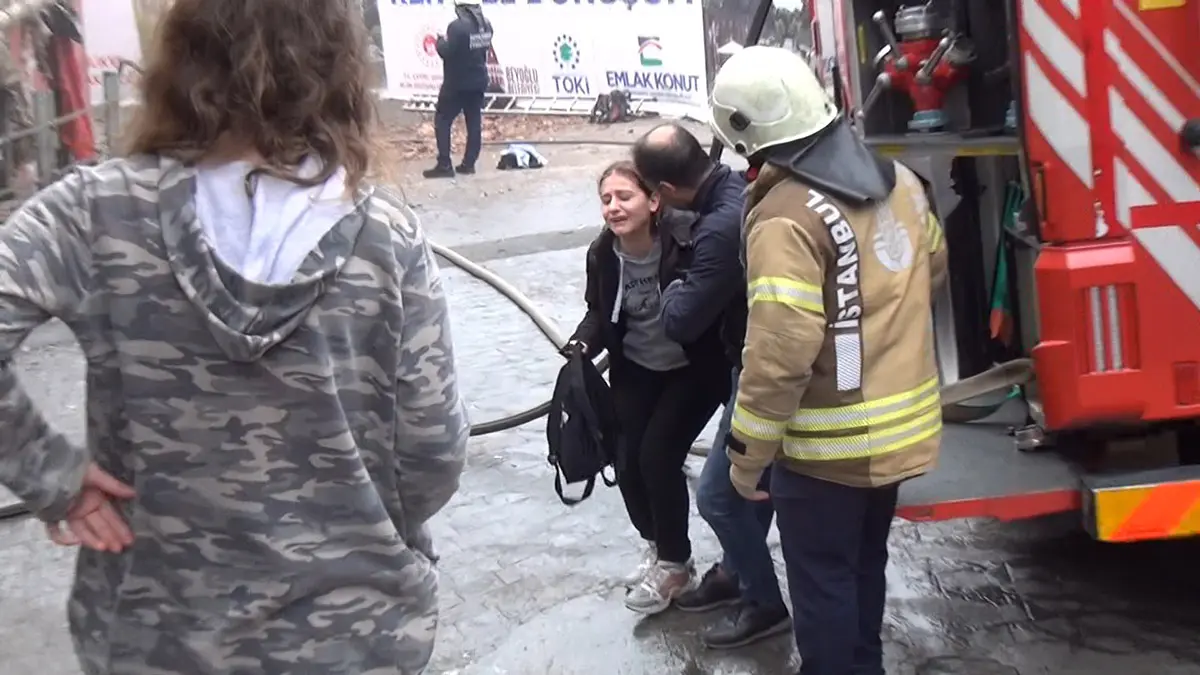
[725,0,1200,543]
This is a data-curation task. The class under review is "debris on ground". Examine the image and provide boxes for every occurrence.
[496,144,548,171]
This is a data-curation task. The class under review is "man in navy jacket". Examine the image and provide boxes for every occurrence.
[633,124,790,648]
[423,0,493,179]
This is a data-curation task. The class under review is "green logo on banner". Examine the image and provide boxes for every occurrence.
[638,36,663,67]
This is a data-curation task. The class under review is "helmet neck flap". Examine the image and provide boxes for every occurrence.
[761,116,896,207]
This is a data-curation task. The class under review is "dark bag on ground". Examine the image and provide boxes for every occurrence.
[546,347,619,505]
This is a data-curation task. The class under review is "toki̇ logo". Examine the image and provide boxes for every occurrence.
[551,34,590,95]
[552,34,581,70]
[637,36,663,67]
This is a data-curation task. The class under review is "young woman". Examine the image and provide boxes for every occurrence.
[568,161,731,615]
[0,1,469,673]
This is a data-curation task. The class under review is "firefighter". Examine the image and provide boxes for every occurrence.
[423,0,493,179]
[707,45,948,675]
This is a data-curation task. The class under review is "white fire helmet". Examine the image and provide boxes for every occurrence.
[708,45,838,158]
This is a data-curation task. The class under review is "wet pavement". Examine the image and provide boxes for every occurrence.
[4,129,1200,674]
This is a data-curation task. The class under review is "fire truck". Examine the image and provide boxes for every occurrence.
[720,0,1200,543]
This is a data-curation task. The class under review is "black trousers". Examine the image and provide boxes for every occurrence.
[772,465,899,675]
[434,87,484,168]
[610,359,724,564]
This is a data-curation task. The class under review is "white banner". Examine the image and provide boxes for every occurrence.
[376,0,709,115]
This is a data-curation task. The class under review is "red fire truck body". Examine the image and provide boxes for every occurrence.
[800,0,1200,542]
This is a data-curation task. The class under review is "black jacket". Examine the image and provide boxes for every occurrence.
[658,164,748,368]
[436,7,493,92]
[570,209,733,397]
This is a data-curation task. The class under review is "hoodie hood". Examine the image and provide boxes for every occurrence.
[157,157,366,363]
[456,5,487,27]
[762,115,896,206]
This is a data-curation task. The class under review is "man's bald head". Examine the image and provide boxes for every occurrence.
[632,123,712,206]
[641,124,683,151]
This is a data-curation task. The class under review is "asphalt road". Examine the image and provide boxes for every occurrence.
[3,133,1200,675]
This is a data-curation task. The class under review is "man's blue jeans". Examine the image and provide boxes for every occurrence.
[696,367,784,608]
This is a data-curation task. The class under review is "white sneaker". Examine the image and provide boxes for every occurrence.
[621,541,657,587]
[624,559,695,615]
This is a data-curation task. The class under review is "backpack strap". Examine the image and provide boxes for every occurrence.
[545,359,571,469]
[577,353,621,486]
[567,350,607,449]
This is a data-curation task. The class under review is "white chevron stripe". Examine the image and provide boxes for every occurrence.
[1114,158,1155,227]
[1021,0,1086,96]
[1024,53,1093,188]
[1134,227,1200,310]
[1116,159,1200,312]
[1110,90,1200,203]
[1104,30,1186,133]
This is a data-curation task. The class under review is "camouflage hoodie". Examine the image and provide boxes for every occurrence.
[0,156,470,674]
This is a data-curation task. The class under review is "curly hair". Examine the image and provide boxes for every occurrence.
[126,0,376,191]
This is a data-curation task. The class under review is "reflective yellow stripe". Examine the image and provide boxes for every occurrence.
[782,407,943,461]
[747,276,824,315]
[789,377,940,432]
[926,212,944,253]
[731,404,788,442]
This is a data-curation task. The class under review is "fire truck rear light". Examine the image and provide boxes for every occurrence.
[1085,284,1137,373]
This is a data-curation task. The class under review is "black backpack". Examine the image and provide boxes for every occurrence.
[546,348,620,505]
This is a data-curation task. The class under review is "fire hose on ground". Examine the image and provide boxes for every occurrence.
[0,182,1035,525]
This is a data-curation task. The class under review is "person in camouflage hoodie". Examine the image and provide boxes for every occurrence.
[0,1,469,673]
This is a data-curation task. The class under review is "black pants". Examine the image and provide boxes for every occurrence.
[772,465,898,675]
[610,360,723,564]
[434,87,484,168]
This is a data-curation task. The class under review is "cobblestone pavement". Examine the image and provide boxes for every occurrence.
[4,137,1200,675]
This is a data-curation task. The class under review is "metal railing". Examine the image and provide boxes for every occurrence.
[0,70,124,211]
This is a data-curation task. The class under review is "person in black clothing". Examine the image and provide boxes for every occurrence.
[567,161,730,616]
[633,124,791,648]
[423,0,492,179]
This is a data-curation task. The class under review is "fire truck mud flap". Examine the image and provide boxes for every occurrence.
[1082,466,1200,543]
[897,402,1082,523]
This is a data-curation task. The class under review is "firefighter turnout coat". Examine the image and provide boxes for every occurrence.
[727,162,949,494]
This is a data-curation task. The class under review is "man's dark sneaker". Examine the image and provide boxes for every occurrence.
[455,163,476,175]
[422,164,455,179]
[674,563,739,613]
[702,601,791,650]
